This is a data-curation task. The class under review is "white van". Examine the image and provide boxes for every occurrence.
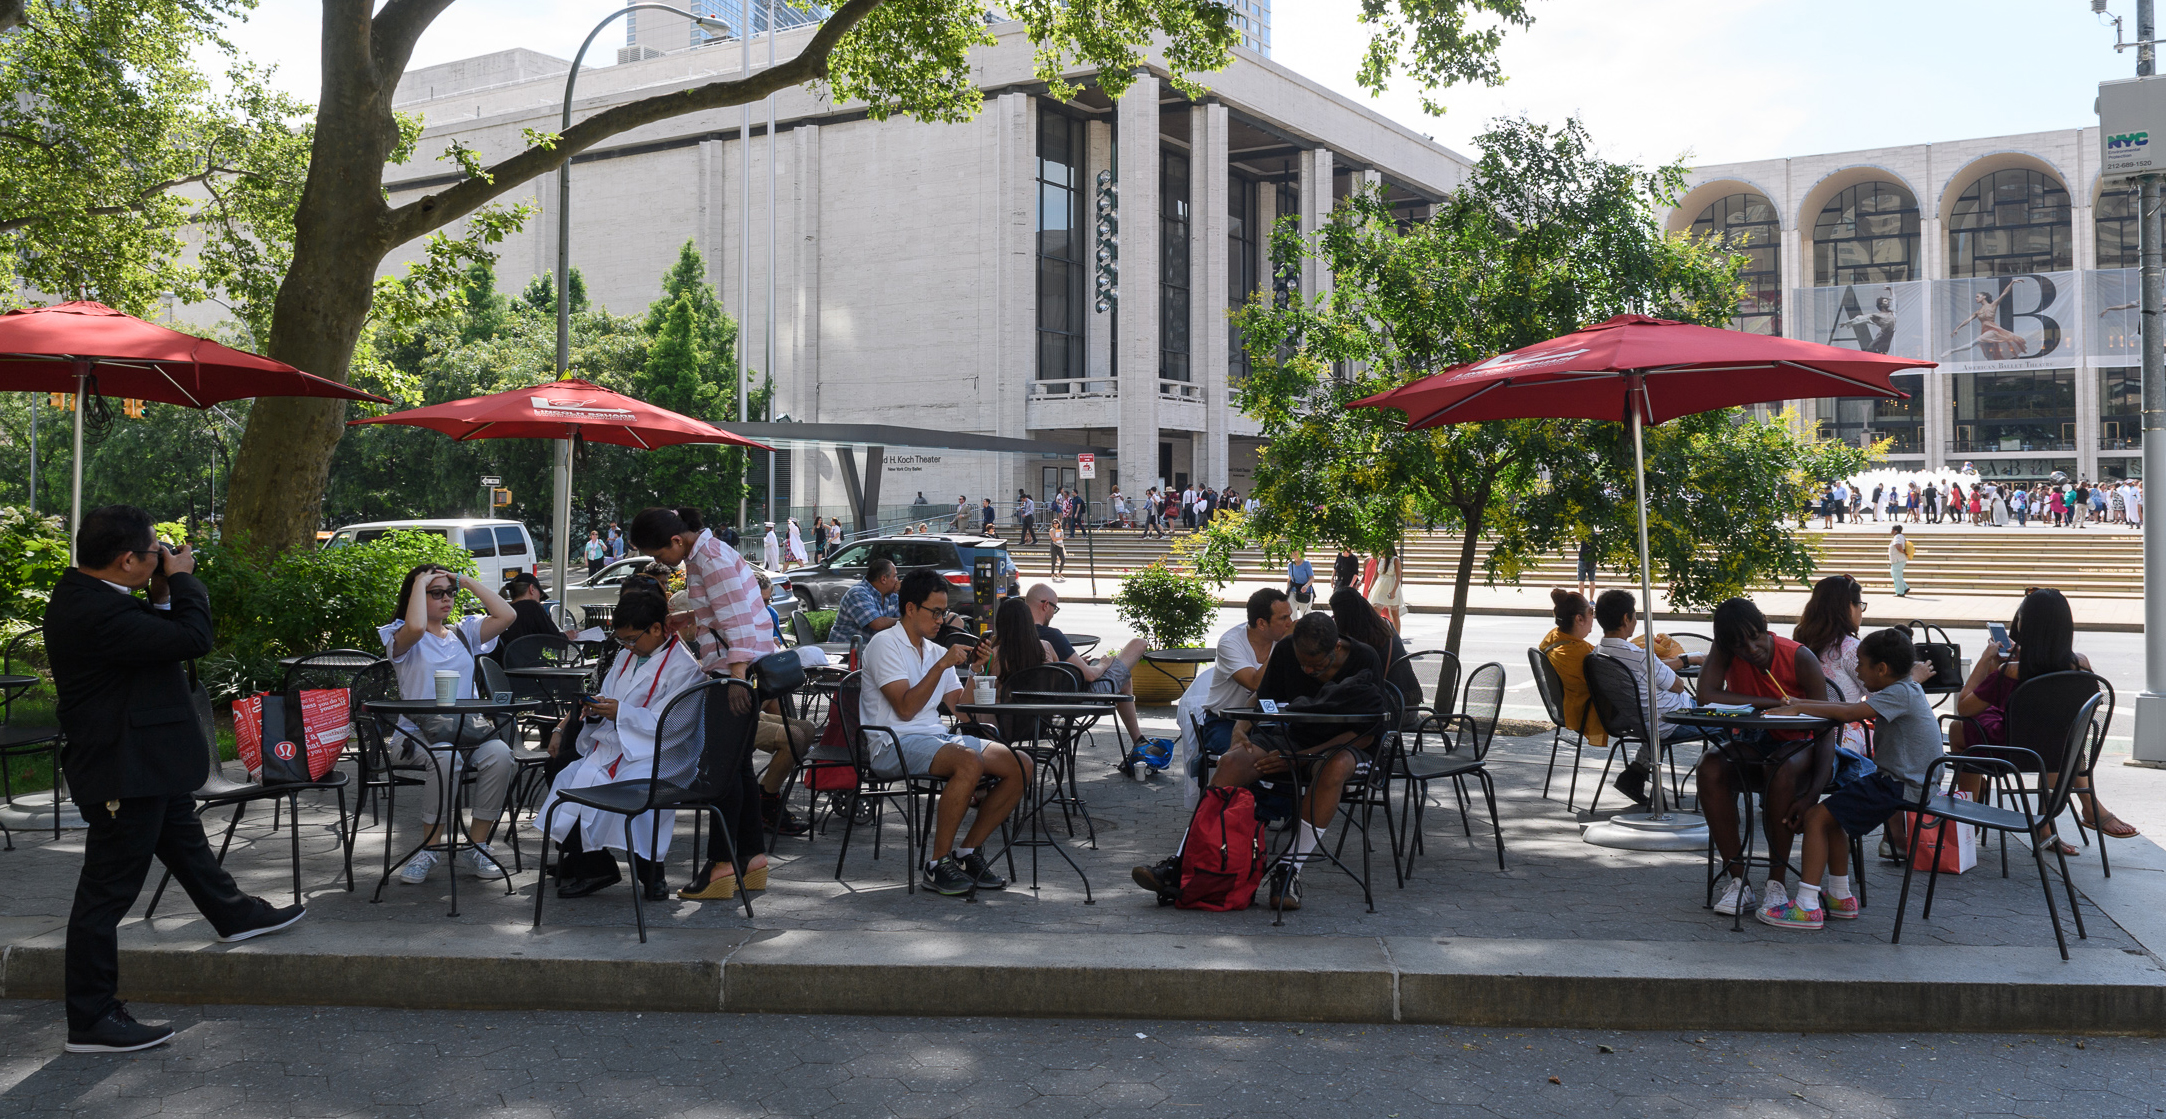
[321,518,542,585]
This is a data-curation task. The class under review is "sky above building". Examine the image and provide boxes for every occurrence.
[225,0,2132,167]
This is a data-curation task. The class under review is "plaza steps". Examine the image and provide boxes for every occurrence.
[1005,526,2148,599]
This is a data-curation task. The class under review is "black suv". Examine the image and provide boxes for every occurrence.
[785,535,1019,615]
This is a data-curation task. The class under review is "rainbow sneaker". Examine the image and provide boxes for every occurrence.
[1823,894,1861,920]
[1756,898,1825,930]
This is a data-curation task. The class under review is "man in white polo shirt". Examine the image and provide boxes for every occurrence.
[859,569,1032,897]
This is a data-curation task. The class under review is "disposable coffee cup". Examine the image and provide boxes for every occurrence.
[434,670,459,706]
[974,677,996,706]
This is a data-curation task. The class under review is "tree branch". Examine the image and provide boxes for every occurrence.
[0,167,248,232]
[381,0,885,247]
[370,0,460,83]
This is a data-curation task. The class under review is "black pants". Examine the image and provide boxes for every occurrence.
[67,795,256,1030]
[704,736,766,868]
[555,822,663,886]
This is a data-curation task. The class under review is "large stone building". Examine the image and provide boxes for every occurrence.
[1672,127,2142,483]
[386,16,1459,518]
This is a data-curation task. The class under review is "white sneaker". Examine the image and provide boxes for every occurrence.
[1713,878,1756,916]
[455,842,505,879]
[399,849,440,885]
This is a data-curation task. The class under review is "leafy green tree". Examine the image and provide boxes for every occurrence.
[1233,117,1872,657]
[0,505,67,624]
[521,269,588,316]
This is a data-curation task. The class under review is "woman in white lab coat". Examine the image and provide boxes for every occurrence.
[537,590,708,900]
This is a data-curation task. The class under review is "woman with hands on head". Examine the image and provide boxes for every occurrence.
[378,563,520,886]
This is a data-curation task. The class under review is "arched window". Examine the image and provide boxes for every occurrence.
[1948,168,2072,277]
[1812,181,1919,286]
[1687,192,1780,335]
[2096,187,2138,269]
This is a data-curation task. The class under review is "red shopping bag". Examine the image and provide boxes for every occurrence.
[1903,792,1978,875]
[233,689,350,783]
[807,710,857,791]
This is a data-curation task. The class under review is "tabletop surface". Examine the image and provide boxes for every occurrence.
[1009,691,1132,705]
[277,653,382,668]
[1221,706,1390,723]
[364,697,541,714]
[0,674,37,688]
[1143,648,1216,663]
[1663,709,1839,730]
[956,702,1115,717]
[504,665,592,677]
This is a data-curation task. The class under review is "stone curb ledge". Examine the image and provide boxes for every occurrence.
[4,922,2161,1034]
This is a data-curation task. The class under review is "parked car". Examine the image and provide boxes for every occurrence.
[783,534,1019,616]
[561,554,799,630]
[322,518,541,586]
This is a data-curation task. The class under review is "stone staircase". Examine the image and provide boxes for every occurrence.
[1006,526,2147,599]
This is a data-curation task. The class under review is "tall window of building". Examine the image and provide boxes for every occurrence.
[1161,150,1192,384]
[1035,110,1086,385]
[1948,168,2072,277]
[1226,0,1272,55]
[1811,181,1919,285]
[1688,192,1781,334]
[2096,187,2139,269]
[1228,172,1258,382]
[1949,369,2077,454]
[1271,176,1299,307]
[2103,367,2141,449]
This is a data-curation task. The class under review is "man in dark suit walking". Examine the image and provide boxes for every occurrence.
[51,505,303,1054]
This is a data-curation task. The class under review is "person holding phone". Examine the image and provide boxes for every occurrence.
[378,563,519,886]
[1948,588,2138,851]
[536,589,707,900]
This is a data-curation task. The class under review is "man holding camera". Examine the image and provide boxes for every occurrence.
[49,506,304,1053]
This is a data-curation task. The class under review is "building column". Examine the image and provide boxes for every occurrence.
[1298,147,1333,302]
[2072,197,2099,481]
[1195,102,1230,488]
[790,124,821,423]
[1921,215,1948,470]
[994,91,1033,445]
[1778,223,1806,430]
[1086,118,1114,384]
[2077,363,2101,480]
[1115,70,1163,491]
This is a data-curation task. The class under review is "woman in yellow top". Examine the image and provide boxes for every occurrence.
[1539,588,1606,750]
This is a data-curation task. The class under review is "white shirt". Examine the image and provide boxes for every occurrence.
[1596,636,1691,716]
[1205,623,1268,715]
[860,624,960,736]
[378,615,498,736]
[1890,536,1908,562]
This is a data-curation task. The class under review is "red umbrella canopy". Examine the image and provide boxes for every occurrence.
[0,301,388,407]
[349,378,771,451]
[1352,314,1931,428]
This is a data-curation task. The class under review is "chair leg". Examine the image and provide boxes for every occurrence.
[833,792,860,882]
[1891,821,1926,945]
[1480,770,1504,871]
[1453,775,1473,837]
[1542,729,1563,800]
[533,802,557,930]
[2033,833,2069,961]
[1566,736,1586,811]
[336,786,355,893]
[287,792,303,906]
[714,805,753,919]
[2056,836,2087,942]
[1920,818,1948,920]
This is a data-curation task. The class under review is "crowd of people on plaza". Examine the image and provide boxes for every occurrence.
[1815,474,2143,530]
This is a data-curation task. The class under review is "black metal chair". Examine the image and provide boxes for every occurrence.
[535,677,758,940]
[1396,663,1506,874]
[1,627,63,843]
[788,611,821,648]
[828,671,942,890]
[344,660,425,863]
[998,661,1097,843]
[1583,653,1699,817]
[1528,647,1594,810]
[1894,692,2102,961]
[1401,649,1461,727]
[1939,670,2115,878]
[475,656,552,872]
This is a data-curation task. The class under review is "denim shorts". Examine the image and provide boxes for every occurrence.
[874,733,993,780]
[1822,771,1908,839]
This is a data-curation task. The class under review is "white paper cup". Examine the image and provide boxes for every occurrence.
[434,670,459,706]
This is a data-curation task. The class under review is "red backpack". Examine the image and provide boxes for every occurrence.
[1176,787,1267,911]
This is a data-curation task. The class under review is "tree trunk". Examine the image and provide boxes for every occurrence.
[1445,498,1486,658]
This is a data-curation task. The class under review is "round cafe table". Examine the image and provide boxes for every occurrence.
[1140,647,1214,699]
[364,697,540,916]
[1663,708,1843,931]
[956,701,1108,903]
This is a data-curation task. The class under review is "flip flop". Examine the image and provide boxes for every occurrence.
[2084,816,2142,840]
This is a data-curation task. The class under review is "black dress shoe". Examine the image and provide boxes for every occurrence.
[643,876,671,901]
[66,1004,174,1054]
[217,898,306,944]
[1612,763,1652,808]
[556,869,621,898]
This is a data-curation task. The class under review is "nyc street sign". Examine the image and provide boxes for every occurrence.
[2101,76,2166,182]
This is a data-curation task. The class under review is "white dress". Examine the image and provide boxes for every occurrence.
[786,520,808,564]
[533,637,707,859]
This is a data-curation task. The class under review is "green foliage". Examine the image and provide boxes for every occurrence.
[1171,511,1247,589]
[1234,117,1864,653]
[1111,561,1218,651]
[192,529,476,699]
[521,269,589,315]
[0,506,68,625]
[804,609,837,642]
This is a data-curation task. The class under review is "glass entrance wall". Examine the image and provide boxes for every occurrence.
[1815,372,1925,453]
[1812,181,1920,285]
[1947,169,2072,278]
[2101,367,2141,450]
[1948,369,2076,454]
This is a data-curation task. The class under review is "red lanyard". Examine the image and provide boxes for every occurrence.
[613,636,680,709]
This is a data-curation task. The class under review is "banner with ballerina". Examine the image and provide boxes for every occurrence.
[1934,272,2079,372]
[1797,280,1930,360]
[2086,267,2140,363]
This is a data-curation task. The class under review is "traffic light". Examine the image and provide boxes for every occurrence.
[121,398,144,419]
[47,392,71,410]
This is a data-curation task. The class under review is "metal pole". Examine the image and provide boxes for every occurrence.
[2134,0,2166,763]
[27,392,36,516]
[766,0,778,528]
[738,10,752,531]
[68,368,86,558]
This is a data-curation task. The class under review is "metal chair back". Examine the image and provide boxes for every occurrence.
[1405,649,1460,719]
[1667,632,1713,660]
[997,662,1082,743]
[2,626,50,724]
[1583,651,1651,744]
[2001,670,2109,775]
[1452,662,1506,762]
[2037,692,2106,827]
[1526,647,1567,726]
[789,611,821,648]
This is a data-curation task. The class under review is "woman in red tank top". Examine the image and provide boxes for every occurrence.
[1694,598,1834,920]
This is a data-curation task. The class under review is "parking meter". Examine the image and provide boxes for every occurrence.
[971,555,1000,638]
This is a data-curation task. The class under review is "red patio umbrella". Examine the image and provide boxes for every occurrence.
[350,378,771,601]
[1351,314,1935,847]
[0,300,392,544]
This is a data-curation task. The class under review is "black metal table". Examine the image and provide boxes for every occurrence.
[277,652,381,670]
[1141,647,1214,697]
[1664,709,1843,931]
[1064,633,1100,656]
[1220,706,1394,924]
[956,701,1108,903]
[364,697,540,916]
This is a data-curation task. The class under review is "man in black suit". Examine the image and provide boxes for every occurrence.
[51,505,303,1054]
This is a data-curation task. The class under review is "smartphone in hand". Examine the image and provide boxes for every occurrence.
[1986,621,2012,655]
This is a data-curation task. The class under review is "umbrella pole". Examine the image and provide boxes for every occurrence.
[1584,375,1706,851]
[68,366,87,557]
[553,437,574,608]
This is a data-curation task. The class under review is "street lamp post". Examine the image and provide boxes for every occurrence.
[554,4,732,603]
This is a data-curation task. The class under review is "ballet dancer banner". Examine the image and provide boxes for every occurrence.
[1935,272,2077,373]
[2086,268,2140,362]
[1798,281,1929,360]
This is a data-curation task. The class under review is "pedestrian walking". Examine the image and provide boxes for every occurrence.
[1576,534,1598,599]
[1888,525,1913,597]
[1286,548,1316,619]
[53,506,306,1053]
